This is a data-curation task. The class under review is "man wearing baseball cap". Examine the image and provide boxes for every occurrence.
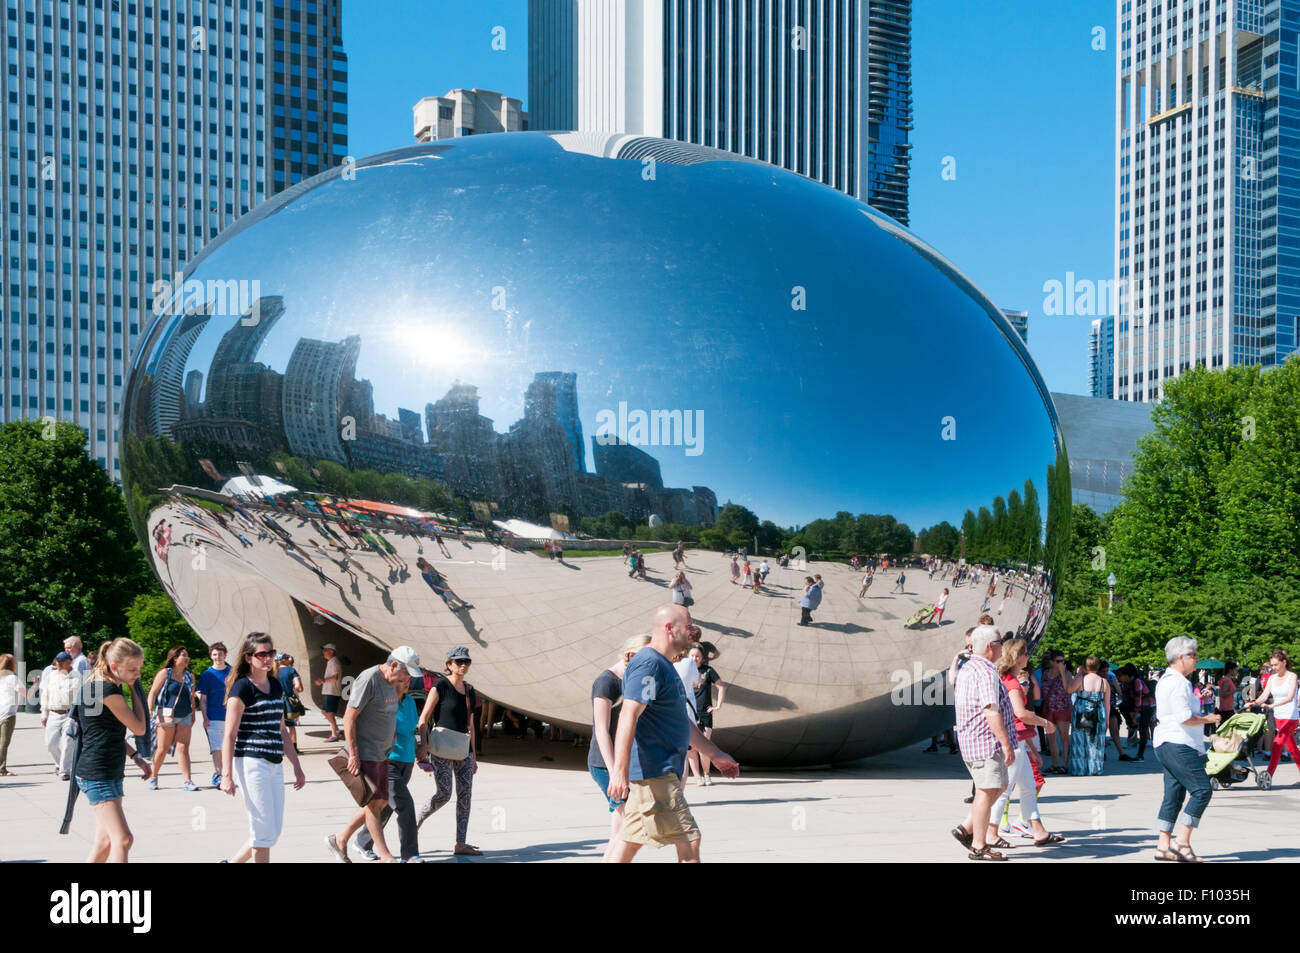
[40,652,80,779]
[314,643,343,742]
[325,646,421,863]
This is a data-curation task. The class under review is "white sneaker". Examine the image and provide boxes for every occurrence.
[1010,821,1034,839]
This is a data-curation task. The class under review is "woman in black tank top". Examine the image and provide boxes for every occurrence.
[74,638,149,863]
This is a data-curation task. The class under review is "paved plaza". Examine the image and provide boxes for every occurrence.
[3,709,1297,863]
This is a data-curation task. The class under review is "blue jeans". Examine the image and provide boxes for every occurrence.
[589,766,624,811]
[1155,742,1211,831]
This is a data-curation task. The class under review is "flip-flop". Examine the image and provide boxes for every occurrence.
[1034,833,1067,846]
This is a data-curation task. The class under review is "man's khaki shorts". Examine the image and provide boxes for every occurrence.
[620,774,701,847]
[965,756,1009,790]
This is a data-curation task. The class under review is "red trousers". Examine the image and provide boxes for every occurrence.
[1268,718,1300,775]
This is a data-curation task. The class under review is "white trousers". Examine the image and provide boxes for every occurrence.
[44,711,73,774]
[991,738,1040,824]
[232,756,285,848]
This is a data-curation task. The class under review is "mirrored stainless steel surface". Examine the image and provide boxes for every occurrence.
[122,132,1066,766]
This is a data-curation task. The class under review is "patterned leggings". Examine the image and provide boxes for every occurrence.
[416,753,474,844]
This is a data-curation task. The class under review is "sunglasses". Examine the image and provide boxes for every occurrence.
[250,650,276,660]
[451,658,471,666]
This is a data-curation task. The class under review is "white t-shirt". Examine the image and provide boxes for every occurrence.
[674,658,700,717]
[323,656,342,697]
[1154,670,1204,752]
[1263,671,1299,721]
[0,672,19,721]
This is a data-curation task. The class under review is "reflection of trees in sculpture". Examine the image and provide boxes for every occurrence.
[958,476,1049,567]
[917,521,960,558]
[789,511,915,559]
[1043,451,1072,585]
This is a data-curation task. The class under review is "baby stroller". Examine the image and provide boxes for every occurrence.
[905,604,935,628]
[1205,712,1270,790]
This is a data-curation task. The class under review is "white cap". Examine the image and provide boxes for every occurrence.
[388,646,422,677]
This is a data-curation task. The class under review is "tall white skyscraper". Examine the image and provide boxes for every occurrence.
[1113,0,1299,403]
[2,0,348,475]
[528,0,912,223]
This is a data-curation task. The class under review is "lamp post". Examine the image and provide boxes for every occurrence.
[1107,572,1116,612]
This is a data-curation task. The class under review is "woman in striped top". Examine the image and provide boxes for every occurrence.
[220,632,305,863]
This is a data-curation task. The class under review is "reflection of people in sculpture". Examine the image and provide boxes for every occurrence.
[926,589,949,625]
[434,530,452,559]
[279,540,345,596]
[416,557,473,612]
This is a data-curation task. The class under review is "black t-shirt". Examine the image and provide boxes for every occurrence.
[694,664,721,716]
[231,676,284,763]
[431,676,476,734]
[75,679,129,781]
[588,668,623,770]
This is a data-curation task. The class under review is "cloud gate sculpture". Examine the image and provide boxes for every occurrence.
[121,131,1067,766]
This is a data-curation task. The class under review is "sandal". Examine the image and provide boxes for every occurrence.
[1154,848,1178,862]
[1171,843,1203,863]
[968,846,1008,861]
[1033,832,1067,846]
[951,825,973,849]
[989,836,1015,850]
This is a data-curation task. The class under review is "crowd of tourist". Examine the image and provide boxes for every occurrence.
[6,532,1296,866]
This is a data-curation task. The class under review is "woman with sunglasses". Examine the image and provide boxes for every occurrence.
[219,633,306,863]
[415,646,480,856]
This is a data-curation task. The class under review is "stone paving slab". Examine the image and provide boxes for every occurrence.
[2,710,1296,863]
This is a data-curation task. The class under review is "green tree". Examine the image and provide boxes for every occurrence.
[1216,355,1300,578]
[0,421,154,666]
[714,503,760,543]
[125,592,209,684]
[1108,365,1261,589]
[918,521,959,558]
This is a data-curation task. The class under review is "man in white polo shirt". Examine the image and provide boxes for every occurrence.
[40,652,80,779]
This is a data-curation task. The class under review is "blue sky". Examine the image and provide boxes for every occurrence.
[342,0,1113,397]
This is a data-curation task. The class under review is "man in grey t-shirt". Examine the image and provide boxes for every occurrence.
[325,646,421,863]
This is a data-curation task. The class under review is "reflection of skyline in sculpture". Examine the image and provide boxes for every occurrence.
[141,298,718,526]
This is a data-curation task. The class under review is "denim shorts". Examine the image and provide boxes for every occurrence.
[75,776,125,805]
[589,765,624,811]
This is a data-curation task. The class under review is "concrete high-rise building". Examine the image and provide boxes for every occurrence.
[527,0,913,222]
[1,0,348,476]
[1090,316,1115,400]
[1001,308,1028,344]
[1113,0,1298,403]
[412,89,527,142]
[531,370,584,472]
[281,334,359,465]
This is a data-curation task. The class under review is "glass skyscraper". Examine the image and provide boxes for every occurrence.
[1090,316,1115,399]
[528,0,912,223]
[1113,0,1298,403]
[2,0,347,476]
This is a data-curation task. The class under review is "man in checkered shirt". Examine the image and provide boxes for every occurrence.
[951,625,1017,860]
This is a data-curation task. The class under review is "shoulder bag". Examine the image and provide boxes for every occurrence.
[157,671,181,727]
[426,680,471,761]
